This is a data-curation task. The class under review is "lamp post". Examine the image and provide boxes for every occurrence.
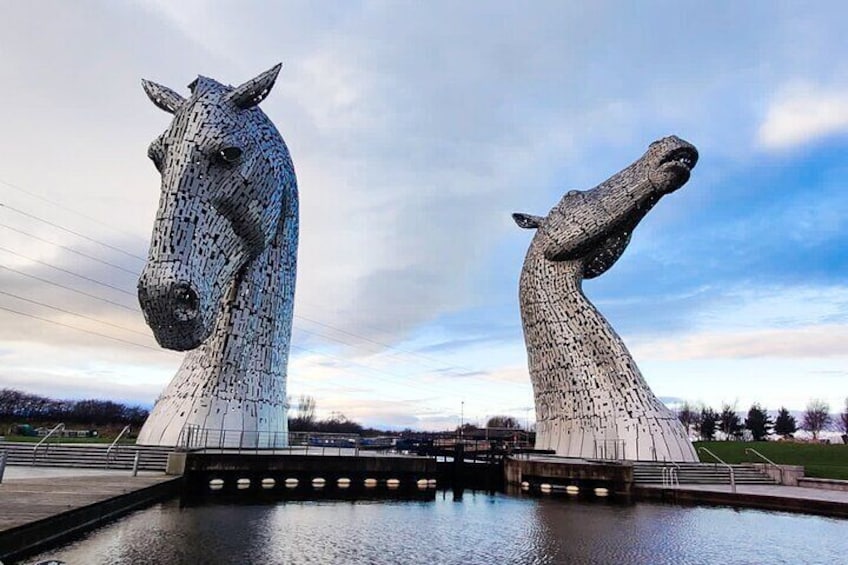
[460,401,465,440]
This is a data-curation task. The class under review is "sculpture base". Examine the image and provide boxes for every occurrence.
[137,396,288,449]
[534,416,697,462]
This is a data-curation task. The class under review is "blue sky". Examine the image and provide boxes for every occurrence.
[0,1,847,430]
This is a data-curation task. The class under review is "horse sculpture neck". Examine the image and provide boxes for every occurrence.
[514,136,699,462]
[179,187,297,437]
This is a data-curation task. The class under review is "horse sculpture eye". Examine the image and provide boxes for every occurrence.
[218,146,243,164]
[148,140,165,172]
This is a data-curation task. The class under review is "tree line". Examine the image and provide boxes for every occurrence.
[0,388,149,427]
[677,398,848,442]
[287,394,370,434]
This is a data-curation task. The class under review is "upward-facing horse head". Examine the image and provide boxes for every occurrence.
[136,65,298,447]
[138,64,295,351]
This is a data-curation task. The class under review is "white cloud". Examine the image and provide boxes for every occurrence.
[758,83,848,149]
[633,324,848,361]
[2,2,848,427]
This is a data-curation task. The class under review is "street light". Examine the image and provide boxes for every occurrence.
[460,401,465,439]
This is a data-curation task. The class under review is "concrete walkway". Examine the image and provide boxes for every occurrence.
[666,483,848,503]
[636,483,848,517]
[0,467,180,562]
[2,464,163,481]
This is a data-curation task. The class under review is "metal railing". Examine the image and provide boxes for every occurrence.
[176,425,363,456]
[662,461,680,488]
[698,446,736,493]
[32,423,64,463]
[745,447,783,484]
[106,425,131,468]
[593,439,626,461]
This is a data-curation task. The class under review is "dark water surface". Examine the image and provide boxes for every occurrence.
[29,492,846,564]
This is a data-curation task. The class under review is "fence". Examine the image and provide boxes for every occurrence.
[176,425,364,456]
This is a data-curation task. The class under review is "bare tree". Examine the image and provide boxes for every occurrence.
[486,415,519,429]
[677,402,700,436]
[840,397,848,437]
[803,399,831,441]
[288,395,317,431]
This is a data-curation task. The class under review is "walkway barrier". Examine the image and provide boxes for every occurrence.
[176,426,362,456]
[594,439,626,461]
[698,446,736,493]
[106,425,131,468]
[32,423,64,464]
[745,447,784,484]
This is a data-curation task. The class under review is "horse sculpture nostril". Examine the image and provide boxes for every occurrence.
[172,284,199,321]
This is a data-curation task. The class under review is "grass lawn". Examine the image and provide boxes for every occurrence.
[694,441,848,480]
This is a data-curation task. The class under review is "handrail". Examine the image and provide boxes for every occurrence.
[106,425,131,468]
[698,447,736,493]
[745,447,783,484]
[32,423,65,463]
[661,466,678,488]
[662,461,681,488]
[175,425,363,455]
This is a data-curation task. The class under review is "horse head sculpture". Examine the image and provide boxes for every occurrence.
[136,65,298,447]
[513,136,699,461]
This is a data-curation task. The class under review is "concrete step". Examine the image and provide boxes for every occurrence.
[0,442,172,471]
[632,461,777,485]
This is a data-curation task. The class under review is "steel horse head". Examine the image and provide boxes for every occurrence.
[138,64,295,351]
[135,64,298,447]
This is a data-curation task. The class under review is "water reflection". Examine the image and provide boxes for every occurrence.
[27,492,847,564]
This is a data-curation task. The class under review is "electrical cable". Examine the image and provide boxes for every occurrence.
[0,223,139,276]
[0,264,138,312]
[0,289,153,338]
[0,246,136,297]
[0,201,146,262]
[0,177,148,246]
[0,304,171,353]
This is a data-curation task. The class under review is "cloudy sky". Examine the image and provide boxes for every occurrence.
[1,1,847,430]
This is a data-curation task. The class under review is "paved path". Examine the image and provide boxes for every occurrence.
[637,482,848,517]
[2,465,162,481]
[657,483,848,504]
[0,472,176,532]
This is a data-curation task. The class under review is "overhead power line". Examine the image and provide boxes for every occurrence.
[0,201,146,262]
[0,304,170,353]
[0,177,148,246]
[0,264,138,312]
[0,246,136,297]
[0,182,527,402]
[0,289,152,339]
[0,223,139,276]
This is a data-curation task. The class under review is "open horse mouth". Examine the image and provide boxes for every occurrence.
[660,146,698,172]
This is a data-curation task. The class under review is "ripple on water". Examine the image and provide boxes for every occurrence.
[28,493,848,564]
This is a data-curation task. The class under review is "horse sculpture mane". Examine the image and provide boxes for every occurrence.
[136,64,298,448]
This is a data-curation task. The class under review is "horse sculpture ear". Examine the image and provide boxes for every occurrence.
[512,213,544,229]
[141,79,186,114]
[227,63,283,110]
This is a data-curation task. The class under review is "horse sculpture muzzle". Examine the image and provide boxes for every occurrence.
[138,268,210,351]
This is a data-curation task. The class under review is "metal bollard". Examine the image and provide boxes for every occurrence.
[132,451,140,477]
[0,450,6,483]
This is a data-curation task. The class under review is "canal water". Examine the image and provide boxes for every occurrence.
[29,491,846,564]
